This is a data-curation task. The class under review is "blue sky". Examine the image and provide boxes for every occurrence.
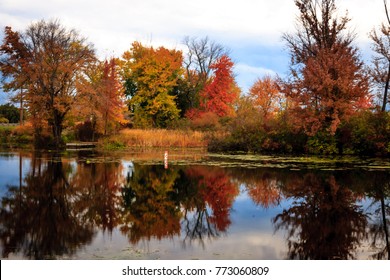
[0,0,386,104]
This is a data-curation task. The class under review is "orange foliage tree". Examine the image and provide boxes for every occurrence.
[97,59,128,135]
[178,36,230,116]
[0,20,95,147]
[75,58,128,137]
[282,0,371,136]
[249,75,281,120]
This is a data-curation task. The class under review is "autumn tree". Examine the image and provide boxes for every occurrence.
[249,75,281,120]
[121,42,182,128]
[0,27,28,125]
[177,37,229,116]
[370,0,390,112]
[282,0,370,135]
[76,58,127,137]
[187,55,240,119]
[0,20,95,147]
[274,173,367,259]
[98,59,128,135]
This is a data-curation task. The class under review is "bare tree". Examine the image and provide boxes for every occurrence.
[178,37,229,112]
[370,0,390,112]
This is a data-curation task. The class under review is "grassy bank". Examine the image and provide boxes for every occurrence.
[100,129,208,149]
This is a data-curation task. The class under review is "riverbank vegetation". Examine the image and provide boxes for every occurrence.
[101,129,207,149]
[1,0,390,157]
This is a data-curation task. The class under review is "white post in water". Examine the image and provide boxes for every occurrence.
[164,151,168,169]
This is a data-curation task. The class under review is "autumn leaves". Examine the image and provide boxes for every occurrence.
[1,0,390,154]
[0,23,240,148]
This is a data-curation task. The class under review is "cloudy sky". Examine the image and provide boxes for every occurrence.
[0,0,386,103]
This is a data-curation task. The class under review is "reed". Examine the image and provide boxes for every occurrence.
[104,129,208,148]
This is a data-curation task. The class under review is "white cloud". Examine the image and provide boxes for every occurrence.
[0,0,387,91]
[235,63,277,93]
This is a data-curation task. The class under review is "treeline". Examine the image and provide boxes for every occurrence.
[209,0,390,156]
[1,0,390,156]
[0,20,239,148]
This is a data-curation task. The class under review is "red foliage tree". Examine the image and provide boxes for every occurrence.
[187,55,239,119]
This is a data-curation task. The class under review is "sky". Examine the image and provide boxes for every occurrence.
[0,0,387,104]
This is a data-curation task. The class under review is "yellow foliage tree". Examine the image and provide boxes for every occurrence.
[120,42,183,128]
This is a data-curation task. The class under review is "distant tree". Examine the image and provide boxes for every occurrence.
[75,58,128,138]
[99,59,128,135]
[121,42,182,128]
[0,103,19,123]
[0,20,96,147]
[370,0,390,112]
[187,55,240,118]
[178,36,229,115]
[249,75,281,120]
[199,55,239,117]
[0,27,28,125]
[282,0,370,135]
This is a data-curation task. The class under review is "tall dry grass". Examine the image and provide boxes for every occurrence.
[106,129,208,148]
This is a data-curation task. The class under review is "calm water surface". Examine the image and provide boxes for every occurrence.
[0,150,389,260]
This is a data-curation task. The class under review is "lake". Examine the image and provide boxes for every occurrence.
[0,150,389,260]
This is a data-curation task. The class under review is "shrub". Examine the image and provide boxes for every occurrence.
[348,111,390,156]
[0,116,9,123]
[189,112,221,131]
[307,131,338,155]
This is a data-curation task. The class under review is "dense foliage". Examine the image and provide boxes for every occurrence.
[1,1,390,156]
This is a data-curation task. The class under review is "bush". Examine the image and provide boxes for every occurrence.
[307,131,338,155]
[0,116,9,123]
[189,112,221,131]
[348,111,390,156]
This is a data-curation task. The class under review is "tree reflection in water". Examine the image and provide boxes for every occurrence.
[273,172,367,260]
[176,166,239,247]
[1,152,389,260]
[121,164,182,244]
[120,165,239,247]
[0,152,95,259]
[70,159,124,234]
[364,172,390,260]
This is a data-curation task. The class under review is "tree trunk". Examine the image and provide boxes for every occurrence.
[380,195,390,260]
[52,111,63,149]
[19,87,24,125]
[382,62,390,112]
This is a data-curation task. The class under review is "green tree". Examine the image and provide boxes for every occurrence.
[0,103,19,123]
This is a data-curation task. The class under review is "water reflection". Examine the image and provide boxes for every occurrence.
[0,153,95,259]
[0,152,389,259]
[364,172,390,260]
[121,164,182,243]
[178,166,239,247]
[274,172,367,260]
